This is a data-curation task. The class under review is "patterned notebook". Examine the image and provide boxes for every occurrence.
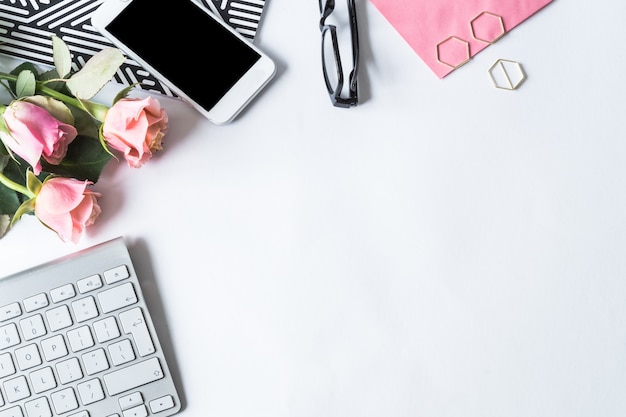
[0,0,267,96]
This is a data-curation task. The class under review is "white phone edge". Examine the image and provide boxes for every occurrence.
[91,0,276,125]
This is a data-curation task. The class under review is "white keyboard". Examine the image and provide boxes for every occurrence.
[0,238,181,417]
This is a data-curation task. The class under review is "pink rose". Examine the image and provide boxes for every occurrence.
[34,177,101,243]
[102,97,168,168]
[0,100,77,175]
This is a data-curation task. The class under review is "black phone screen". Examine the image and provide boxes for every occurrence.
[105,0,261,109]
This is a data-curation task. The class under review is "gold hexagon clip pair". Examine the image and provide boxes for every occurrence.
[436,11,507,70]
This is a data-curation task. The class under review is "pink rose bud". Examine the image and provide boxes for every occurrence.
[34,177,101,244]
[102,97,168,168]
[0,100,77,175]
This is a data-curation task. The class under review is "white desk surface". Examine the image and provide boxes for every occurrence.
[2,0,626,415]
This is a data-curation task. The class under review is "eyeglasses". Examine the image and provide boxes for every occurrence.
[318,0,360,108]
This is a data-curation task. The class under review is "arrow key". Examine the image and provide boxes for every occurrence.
[149,395,175,413]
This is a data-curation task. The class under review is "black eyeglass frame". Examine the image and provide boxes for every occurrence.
[318,0,360,108]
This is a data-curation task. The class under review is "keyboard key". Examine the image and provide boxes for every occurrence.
[103,357,164,396]
[23,293,49,313]
[98,283,138,313]
[30,366,57,394]
[0,352,16,378]
[56,358,83,384]
[14,343,42,370]
[50,387,79,414]
[68,411,89,417]
[50,284,76,303]
[67,326,95,352]
[41,334,69,361]
[119,308,155,357]
[0,323,20,350]
[119,392,143,410]
[82,348,110,375]
[103,265,130,284]
[77,378,105,405]
[24,396,52,417]
[93,317,121,343]
[149,395,175,413]
[71,296,99,323]
[0,302,22,322]
[19,314,47,341]
[0,406,23,417]
[108,339,135,366]
[45,305,73,332]
[77,274,103,294]
[3,375,30,402]
[122,404,147,417]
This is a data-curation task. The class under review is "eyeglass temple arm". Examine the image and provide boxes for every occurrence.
[347,0,360,91]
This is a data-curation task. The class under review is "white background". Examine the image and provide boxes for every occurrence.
[2,0,626,416]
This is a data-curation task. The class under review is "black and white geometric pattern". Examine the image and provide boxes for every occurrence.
[205,0,266,41]
[0,0,267,96]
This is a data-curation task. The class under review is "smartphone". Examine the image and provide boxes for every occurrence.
[91,0,276,125]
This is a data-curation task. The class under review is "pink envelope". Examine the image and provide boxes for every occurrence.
[370,0,553,78]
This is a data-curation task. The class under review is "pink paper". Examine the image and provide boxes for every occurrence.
[370,0,553,78]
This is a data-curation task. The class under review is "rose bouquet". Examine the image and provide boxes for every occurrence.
[0,36,168,243]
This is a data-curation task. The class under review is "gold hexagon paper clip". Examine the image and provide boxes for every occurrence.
[436,36,471,69]
[470,11,506,44]
[488,59,526,90]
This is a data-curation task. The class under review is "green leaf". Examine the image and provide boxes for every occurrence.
[0,156,43,236]
[11,197,35,227]
[71,107,100,139]
[10,62,40,79]
[26,171,42,195]
[98,124,115,159]
[0,133,8,154]
[16,70,36,98]
[0,158,24,217]
[52,35,72,78]
[40,135,113,182]
[6,63,39,97]
[113,83,139,103]
[40,69,70,93]
[66,48,126,100]
[0,155,41,192]
[0,180,20,216]
[0,214,10,239]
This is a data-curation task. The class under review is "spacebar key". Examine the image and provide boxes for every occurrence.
[103,357,164,396]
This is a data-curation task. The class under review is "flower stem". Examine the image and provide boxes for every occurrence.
[40,85,83,108]
[0,171,34,198]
